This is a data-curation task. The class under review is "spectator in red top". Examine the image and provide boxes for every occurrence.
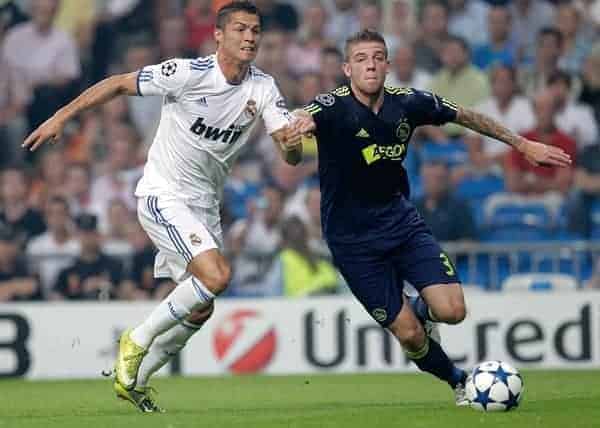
[186,0,215,53]
[505,91,576,195]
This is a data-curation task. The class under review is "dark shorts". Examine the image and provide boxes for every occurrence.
[329,230,460,327]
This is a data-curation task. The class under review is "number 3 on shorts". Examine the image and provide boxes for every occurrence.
[440,252,455,276]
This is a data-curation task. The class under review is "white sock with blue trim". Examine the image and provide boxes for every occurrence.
[130,276,214,349]
[136,319,203,387]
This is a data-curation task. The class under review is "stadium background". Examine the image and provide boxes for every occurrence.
[0,0,599,385]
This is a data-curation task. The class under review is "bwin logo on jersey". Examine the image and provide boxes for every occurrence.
[190,117,244,144]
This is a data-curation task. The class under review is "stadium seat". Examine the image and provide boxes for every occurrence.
[501,273,578,292]
[456,173,504,202]
[420,139,468,168]
[223,180,260,220]
[589,199,600,239]
[480,193,555,242]
[404,146,423,200]
[456,173,504,227]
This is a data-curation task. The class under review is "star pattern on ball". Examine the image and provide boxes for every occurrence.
[494,365,510,384]
[502,388,520,411]
[473,385,492,411]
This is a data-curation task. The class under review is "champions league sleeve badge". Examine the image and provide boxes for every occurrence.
[161,61,178,77]
[316,93,335,107]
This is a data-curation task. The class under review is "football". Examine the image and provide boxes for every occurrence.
[465,360,524,412]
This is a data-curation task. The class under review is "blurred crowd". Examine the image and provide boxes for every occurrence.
[2,0,600,302]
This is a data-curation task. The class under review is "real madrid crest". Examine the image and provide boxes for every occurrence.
[244,99,257,119]
[189,233,202,246]
[396,119,411,142]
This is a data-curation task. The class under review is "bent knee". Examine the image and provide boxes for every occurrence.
[437,300,466,324]
[193,262,231,295]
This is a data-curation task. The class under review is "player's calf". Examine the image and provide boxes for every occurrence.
[389,297,467,398]
[387,300,427,351]
[389,320,427,352]
[135,303,215,389]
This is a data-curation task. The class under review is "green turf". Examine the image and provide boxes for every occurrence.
[1,370,599,428]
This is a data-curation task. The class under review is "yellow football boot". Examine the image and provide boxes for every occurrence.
[115,328,148,390]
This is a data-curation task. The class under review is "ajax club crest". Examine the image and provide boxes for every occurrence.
[396,119,411,142]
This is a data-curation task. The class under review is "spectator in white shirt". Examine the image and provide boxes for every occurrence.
[325,0,359,49]
[555,2,593,75]
[2,0,80,130]
[0,53,29,168]
[287,0,332,75]
[320,46,345,92]
[510,0,555,65]
[447,0,489,47]
[228,187,284,296]
[386,43,432,90]
[283,183,329,257]
[102,198,134,260]
[122,42,161,146]
[89,122,142,232]
[547,70,598,149]
[26,196,79,297]
[356,0,398,55]
[64,162,93,217]
[466,65,535,167]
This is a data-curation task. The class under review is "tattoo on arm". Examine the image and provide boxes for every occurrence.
[455,107,524,150]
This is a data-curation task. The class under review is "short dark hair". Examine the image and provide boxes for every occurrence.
[47,195,70,211]
[547,70,572,88]
[489,64,518,85]
[322,46,343,60]
[445,35,470,55]
[359,0,382,10]
[76,213,98,232]
[216,1,261,30]
[344,29,388,61]
[418,0,448,23]
[538,27,563,47]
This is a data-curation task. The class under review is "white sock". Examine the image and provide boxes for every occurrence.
[130,276,214,348]
[136,320,202,388]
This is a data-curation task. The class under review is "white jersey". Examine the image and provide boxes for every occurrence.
[134,54,290,208]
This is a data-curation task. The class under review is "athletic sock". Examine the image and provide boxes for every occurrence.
[136,320,203,388]
[406,337,466,387]
[130,276,214,349]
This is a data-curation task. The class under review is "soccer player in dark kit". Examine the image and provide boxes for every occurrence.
[289,29,571,405]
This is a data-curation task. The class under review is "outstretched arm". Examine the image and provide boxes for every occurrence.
[23,72,139,151]
[454,107,572,167]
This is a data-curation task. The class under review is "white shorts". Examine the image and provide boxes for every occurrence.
[137,195,223,283]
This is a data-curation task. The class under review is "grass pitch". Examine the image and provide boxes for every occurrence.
[1,370,599,428]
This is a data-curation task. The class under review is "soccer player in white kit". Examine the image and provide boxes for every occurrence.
[22,1,304,412]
